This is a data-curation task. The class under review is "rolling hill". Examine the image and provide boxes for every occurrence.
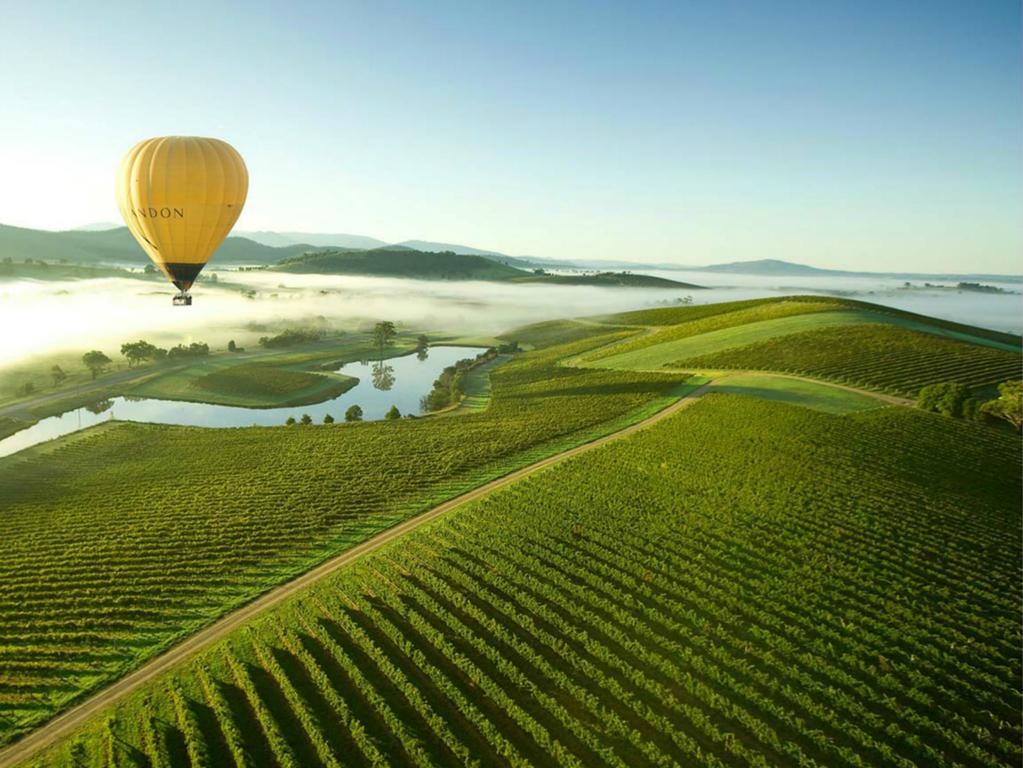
[0,224,315,266]
[274,249,703,286]
[274,248,528,280]
[580,296,1022,397]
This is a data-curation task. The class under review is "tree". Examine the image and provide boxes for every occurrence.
[373,321,397,359]
[143,263,156,275]
[323,413,335,424]
[120,340,159,367]
[227,340,236,352]
[981,380,1022,432]
[300,413,312,425]
[916,382,971,418]
[16,381,35,397]
[385,405,401,420]
[285,416,296,426]
[82,350,111,380]
[416,334,430,361]
[51,364,67,387]
[345,404,363,422]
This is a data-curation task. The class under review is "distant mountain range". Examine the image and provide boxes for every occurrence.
[685,258,1023,283]
[6,224,1020,283]
[277,249,700,287]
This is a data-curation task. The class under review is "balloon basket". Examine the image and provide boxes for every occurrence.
[172,292,193,307]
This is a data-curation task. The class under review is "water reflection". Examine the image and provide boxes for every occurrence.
[371,362,395,391]
[0,346,480,459]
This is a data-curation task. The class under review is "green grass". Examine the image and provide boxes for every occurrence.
[0,328,691,746]
[448,354,508,413]
[500,318,630,350]
[594,309,873,370]
[674,324,1022,398]
[599,295,1021,348]
[708,372,886,413]
[124,336,404,407]
[27,396,1021,768]
[582,298,846,365]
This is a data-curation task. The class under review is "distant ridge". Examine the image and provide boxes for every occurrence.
[237,231,389,250]
[688,258,1023,283]
[26,224,1023,283]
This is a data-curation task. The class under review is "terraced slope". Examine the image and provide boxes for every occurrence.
[674,324,1021,397]
[24,396,1021,768]
[0,331,690,746]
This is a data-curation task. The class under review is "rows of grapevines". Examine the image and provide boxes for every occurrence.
[498,319,628,350]
[28,395,1021,767]
[583,298,846,361]
[603,295,1020,346]
[0,329,692,746]
[673,323,1021,396]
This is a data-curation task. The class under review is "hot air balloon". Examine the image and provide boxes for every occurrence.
[116,137,248,305]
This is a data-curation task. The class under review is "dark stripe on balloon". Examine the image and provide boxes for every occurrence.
[162,262,206,291]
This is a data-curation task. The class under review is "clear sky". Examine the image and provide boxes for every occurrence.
[1,1,1019,271]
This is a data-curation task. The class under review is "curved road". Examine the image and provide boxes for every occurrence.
[0,383,711,768]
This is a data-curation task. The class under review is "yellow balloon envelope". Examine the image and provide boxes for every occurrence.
[116,136,248,304]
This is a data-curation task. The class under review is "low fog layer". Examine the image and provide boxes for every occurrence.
[0,273,699,366]
[1,270,1020,368]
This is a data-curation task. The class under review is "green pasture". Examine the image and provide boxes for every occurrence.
[708,372,885,414]
[594,309,875,370]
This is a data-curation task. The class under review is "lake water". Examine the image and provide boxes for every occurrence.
[0,345,482,459]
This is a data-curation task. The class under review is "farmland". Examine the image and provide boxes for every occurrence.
[0,329,691,745]
[674,324,1021,397]
[573,296,1021,399]
[22,395,1021,768]
[192,364,356,407]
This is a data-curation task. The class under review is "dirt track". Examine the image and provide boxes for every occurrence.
[0,383,711,768]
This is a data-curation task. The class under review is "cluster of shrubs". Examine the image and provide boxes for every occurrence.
[917,380,1021,431]
[120,340,209,366]
[420,348,501,412]
[258,328,325,349]
[285,404,405,425]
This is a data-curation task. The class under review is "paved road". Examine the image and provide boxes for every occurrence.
[0,364,183,422]
[0,383,711,768]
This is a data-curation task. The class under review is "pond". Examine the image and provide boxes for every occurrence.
[0,345,483,459]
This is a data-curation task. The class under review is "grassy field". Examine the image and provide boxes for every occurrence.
[594,309,872,370]
[675,324,1021,397]
[582,297,1020,373]
[571,296,1021,399]
[599,295,1021,347]
[707,372,886,414]
[190,364,355,407]
[125,336,396,407]
[449,354,508,413]
[499,319,631,350]
[0,328,693,746]
[24,395,1021,768]
[584,298,845,365]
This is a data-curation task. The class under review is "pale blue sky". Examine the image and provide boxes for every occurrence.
[1,1,1019,271]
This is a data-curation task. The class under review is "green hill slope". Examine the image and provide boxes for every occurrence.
[0,330,688,747]
[0,224,315,266]
[274,248,527,280]
[581,296,1022,397]
[511,271,703,288]
[26,395,1021,768]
